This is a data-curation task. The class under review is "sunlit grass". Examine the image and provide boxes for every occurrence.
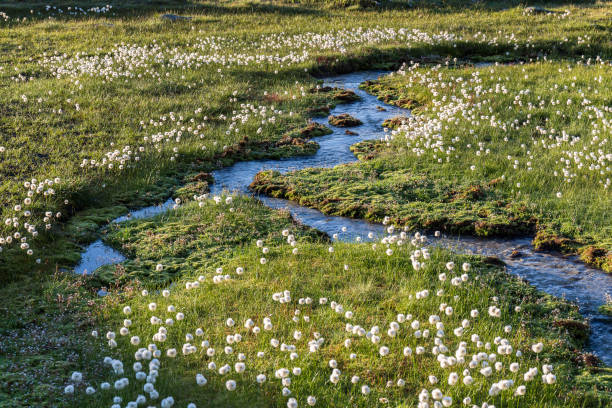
[251,60,612,269]
[0,1,611,406]
[67,197,600,407]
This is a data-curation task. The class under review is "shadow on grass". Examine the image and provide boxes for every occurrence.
[2,0,604,22]
[380,0,598,12]
[303,39,611,77]
[0,0,328,21]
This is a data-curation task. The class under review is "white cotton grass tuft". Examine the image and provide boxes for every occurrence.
[59,214,570,405]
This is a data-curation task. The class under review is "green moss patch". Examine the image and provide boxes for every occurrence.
[360,79,427,110]
[96,196,326,286]
[328,113,363,127]
[580,246,612,273]
[309,86,361,103]
[599,303,612,317]
[250,165,537,237]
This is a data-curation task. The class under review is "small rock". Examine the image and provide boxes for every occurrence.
[524,6,555,15]
[161,14,192,22]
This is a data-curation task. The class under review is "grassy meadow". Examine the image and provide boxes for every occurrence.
[65,197,610,407]
[252,60,612,270]
[0,1,611,407]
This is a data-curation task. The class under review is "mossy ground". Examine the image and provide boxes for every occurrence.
[0,0,611,406]
[96,197,326,286]
[252,60,612,272]
[328,113,363,127]
[599,296,612,317]
[251,167,537,237]
[69,198,612,407]
[600,304,612,316]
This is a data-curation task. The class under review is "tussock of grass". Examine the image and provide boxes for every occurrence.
[59,196,608,407]
[252,61,612,270]
[1,1,611,406]
[97,196,326,286]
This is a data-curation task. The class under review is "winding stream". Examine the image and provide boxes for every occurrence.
[74,71,611,364]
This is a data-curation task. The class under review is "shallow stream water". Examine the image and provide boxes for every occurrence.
[74,71,611,364]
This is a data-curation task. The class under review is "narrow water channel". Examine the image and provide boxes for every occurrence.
[74,71,611,364]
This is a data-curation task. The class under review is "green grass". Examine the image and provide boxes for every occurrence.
[251,60,612,271]
[65,197,610,407]
[95,196,326,286]
[0,273,105,407]
[0,1,611,406]
[600,295,612,316]
[1,0,611,280]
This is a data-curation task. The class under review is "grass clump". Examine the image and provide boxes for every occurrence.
[0,1,611,406]
[96,195,325,286]
[328,113,363,127]
[252,60,612,270]
[599,294,612,317]
[57,196,609,407]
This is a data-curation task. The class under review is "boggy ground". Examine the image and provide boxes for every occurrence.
[1,0,611,406]
[2,0,612,282]
[52,197,612,407]
[251,60,612,272]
